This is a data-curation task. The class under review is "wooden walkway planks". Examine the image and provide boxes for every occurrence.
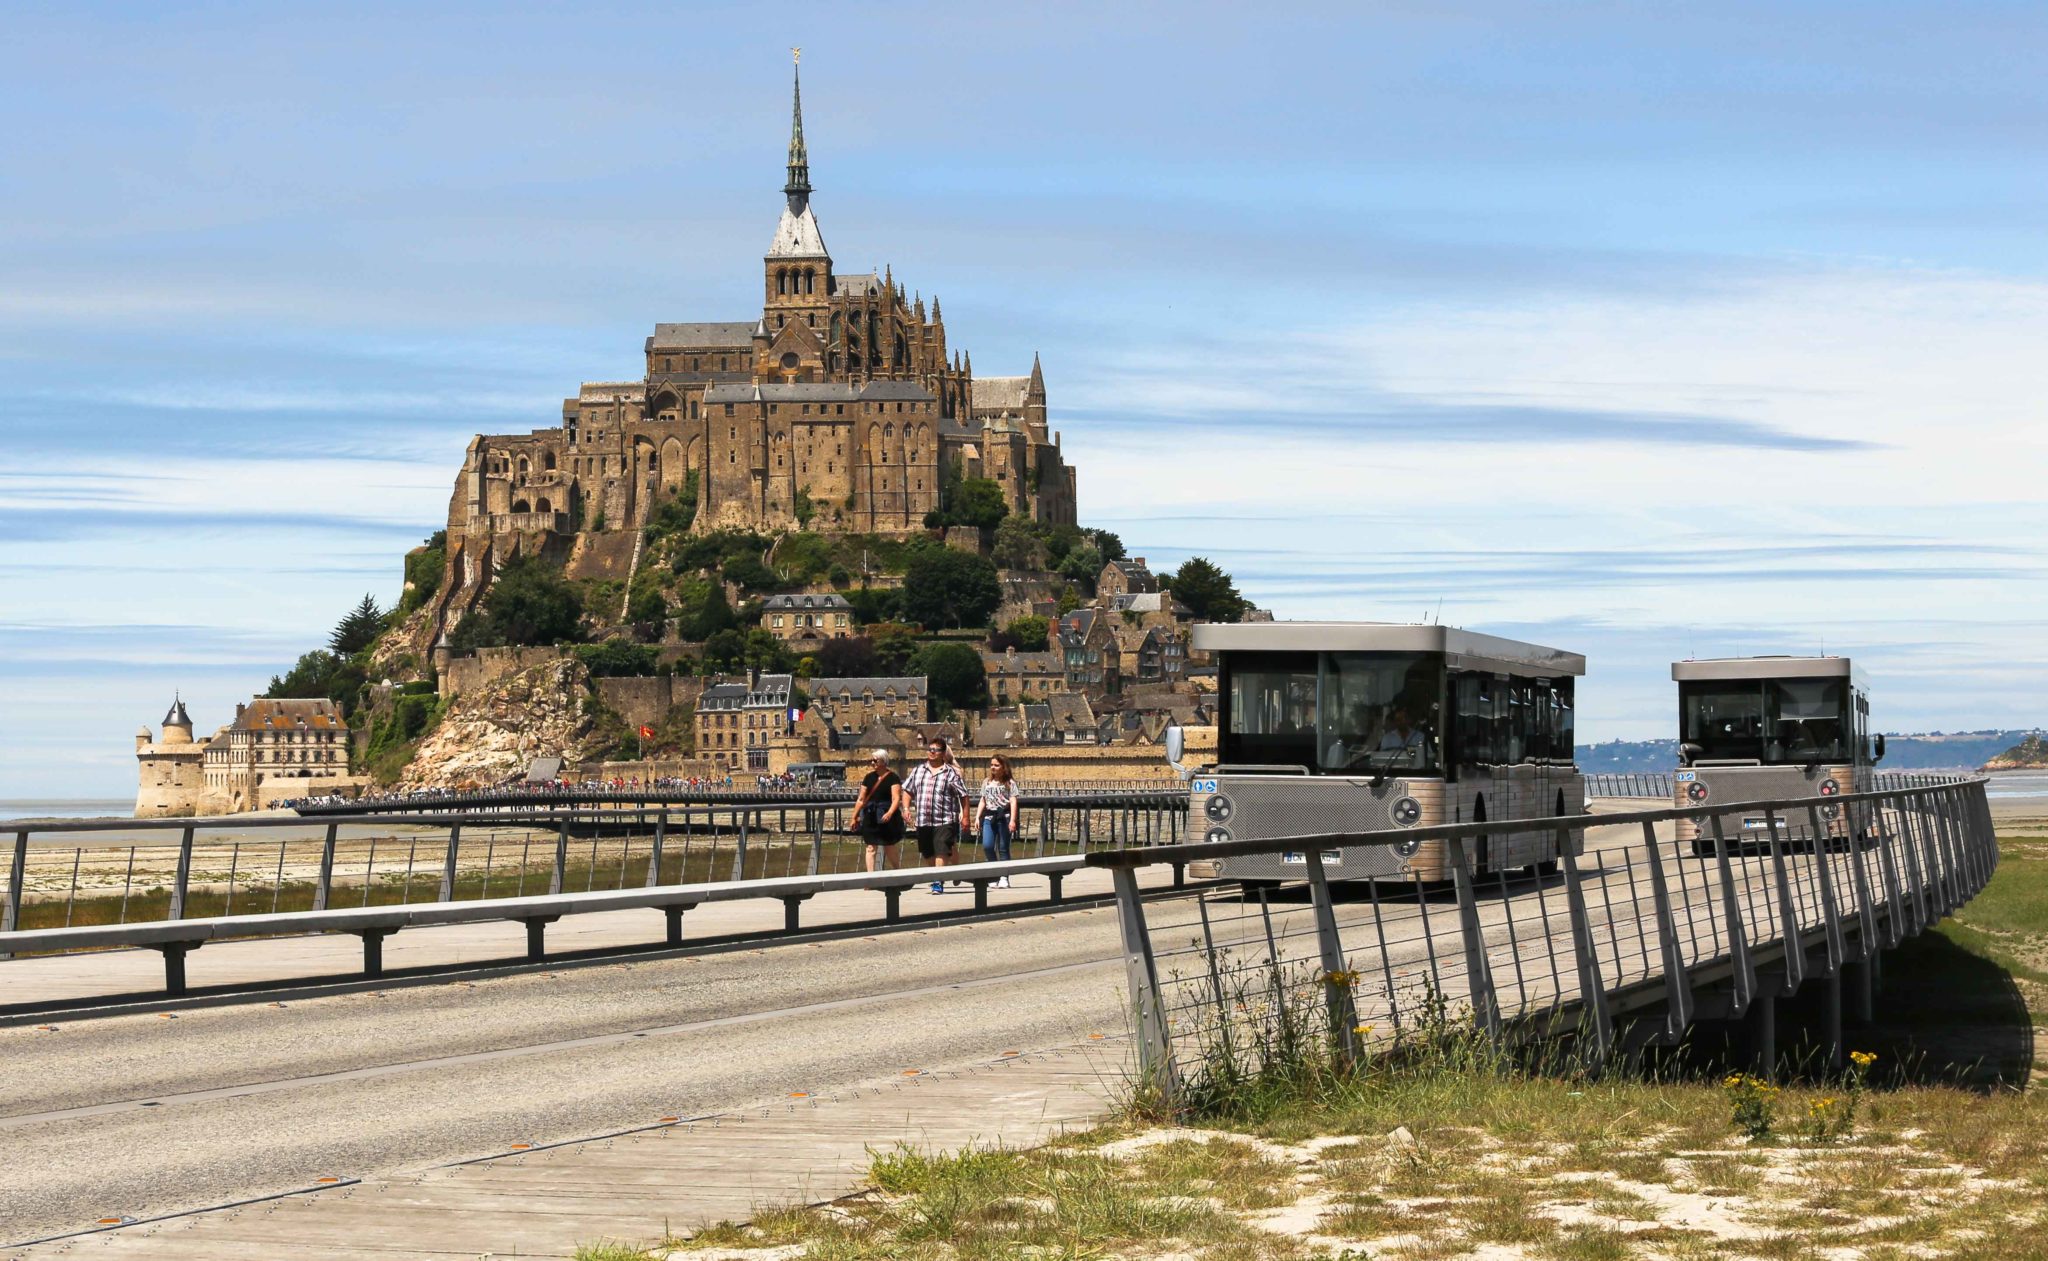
[12,1041,1127,1261]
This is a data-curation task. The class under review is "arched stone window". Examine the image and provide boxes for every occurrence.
[536,496,552,514]
[543,451,556,471]
[512,499,531,514]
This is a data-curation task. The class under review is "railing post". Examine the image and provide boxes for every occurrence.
[1930,790,1964,914]
[1444,835,1500,1040]
[1897,798,1931,934]
[731,814,749,882]
[1804,806,1844,976]
[1840,803,1877,960]
[1556,822,1612,1061]
[1873,803,1907,947]
[1303,849,1362,1060]
[2,829,27,940]
[1637,818,1693,1040]
[646,810,667,888]
[1112,866,1176,1103]
[438,826,461,904]
[168,825,196,921]
[1708,814,1756,1015]
[809,809,823,877]
[1764,809,1803,996]
[313,822,339,911]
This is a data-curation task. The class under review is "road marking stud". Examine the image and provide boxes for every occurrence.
[902,1069,922,1076]
[659,1116,679,1123]
[789,1091,809,1098]
[1088,1033,1105,1040]
[315,1177,342,1184]
[97,1218,123,1225]
[1001,1050,1020,1057]
[509,1143,532,1150]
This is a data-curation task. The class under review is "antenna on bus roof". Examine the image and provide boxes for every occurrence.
[1432,597,1444,625]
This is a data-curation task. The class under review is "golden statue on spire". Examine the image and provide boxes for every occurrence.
[791,46,801,65]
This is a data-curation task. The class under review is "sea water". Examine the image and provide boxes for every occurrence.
[0,799,132,821]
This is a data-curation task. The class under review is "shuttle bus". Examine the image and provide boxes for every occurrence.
[1671,656,1884,852]
[1182,622,1587,884]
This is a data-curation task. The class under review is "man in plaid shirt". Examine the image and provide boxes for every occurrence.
[901,736,972,894]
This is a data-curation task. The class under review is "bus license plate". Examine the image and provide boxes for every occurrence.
[1281,851,1343,866]
[1741,818,1781,831]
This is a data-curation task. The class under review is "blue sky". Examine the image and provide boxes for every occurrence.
[4,2,2045,798]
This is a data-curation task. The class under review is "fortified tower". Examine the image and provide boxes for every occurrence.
[135,696,206,818]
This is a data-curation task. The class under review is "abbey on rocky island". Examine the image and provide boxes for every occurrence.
[436,58,1077,616]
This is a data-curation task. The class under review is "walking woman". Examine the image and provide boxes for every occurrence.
[977,754,1020,888]
[852,749,906,871]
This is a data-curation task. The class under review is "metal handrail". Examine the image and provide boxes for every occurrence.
[1088,776,1998,1097]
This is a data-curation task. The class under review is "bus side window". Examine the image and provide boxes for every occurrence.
[1455,673,1494,769]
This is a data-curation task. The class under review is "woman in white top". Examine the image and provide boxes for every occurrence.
[976,754,1020,887]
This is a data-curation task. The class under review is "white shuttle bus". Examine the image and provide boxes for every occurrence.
[1672,656,1884,852]
[1183,622,1587,884]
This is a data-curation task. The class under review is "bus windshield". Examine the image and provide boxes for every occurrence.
[1223,651,1444,775]
[1682,679,1848,763]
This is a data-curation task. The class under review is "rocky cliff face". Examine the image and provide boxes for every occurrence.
[401,658,599,789]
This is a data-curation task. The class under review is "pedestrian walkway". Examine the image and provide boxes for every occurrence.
[10,1039,1128,1260]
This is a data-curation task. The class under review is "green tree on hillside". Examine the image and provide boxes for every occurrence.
[449,554,585,650]
[991,615,1050,653]
[1056,544,1103,593]
[329,595,386,656]
[901,549,1002,629]
[992,517,1044,570]
[909,641,988,713]
[1166,556,1250,623]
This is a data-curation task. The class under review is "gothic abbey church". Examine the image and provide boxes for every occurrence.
[435,62,1077,623]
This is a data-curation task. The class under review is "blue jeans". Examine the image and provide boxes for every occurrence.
[980,814,1013,864]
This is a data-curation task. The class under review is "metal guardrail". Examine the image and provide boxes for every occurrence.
[289,781,1190,815]
[1584,770,1970,800]
[0,797,1188,940]
[0,853,1135,998]
[1584,772,1675,799]
[1089,778,1996,1095]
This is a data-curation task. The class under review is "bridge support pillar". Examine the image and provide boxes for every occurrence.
[1821,971,1844,1069]
[972,880,992,912]
[883,887,903,923]
[1842,958,1875,1024]
[1745,983,1777,1075]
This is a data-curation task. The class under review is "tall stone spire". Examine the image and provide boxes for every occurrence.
[784,48,811,212]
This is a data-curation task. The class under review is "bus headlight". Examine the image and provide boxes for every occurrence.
[1205,826,1232,845]
[1821,803,1841,821]
[1391,797,1422,827]
[1204,795,1233,823]
[1819,779,1840,796]
[1687,782,1709,803]
[1394,838,1422,859]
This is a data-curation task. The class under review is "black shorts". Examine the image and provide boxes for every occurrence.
[915,823,959,860]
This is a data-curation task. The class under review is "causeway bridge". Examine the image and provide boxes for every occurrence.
[0,775,1998,1254]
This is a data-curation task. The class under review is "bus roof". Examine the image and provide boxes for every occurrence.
[1671,656,1857,683]
[1193,622,1585,677]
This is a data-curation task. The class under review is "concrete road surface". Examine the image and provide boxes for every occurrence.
[0,902,1139,1246]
